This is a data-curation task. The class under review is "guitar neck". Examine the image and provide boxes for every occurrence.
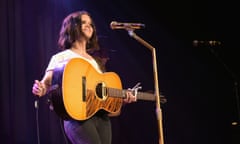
[107,88,156,101]
[136,91,156,101]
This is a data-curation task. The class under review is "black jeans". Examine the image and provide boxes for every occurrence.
[64,115,112,144]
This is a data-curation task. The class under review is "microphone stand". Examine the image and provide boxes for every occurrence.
[127,29,164,144]
[208,46,240,125]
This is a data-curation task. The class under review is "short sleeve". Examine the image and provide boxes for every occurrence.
[45,55,57,72]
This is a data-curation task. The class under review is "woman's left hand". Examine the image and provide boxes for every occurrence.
[123,91,137,103]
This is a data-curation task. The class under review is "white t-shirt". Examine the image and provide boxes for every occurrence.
[46,49,102,73]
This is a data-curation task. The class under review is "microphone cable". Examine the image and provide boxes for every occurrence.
[34,98,41,144]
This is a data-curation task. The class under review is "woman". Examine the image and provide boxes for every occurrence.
[32,10,136,144]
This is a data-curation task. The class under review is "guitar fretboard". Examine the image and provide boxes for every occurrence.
[107,87,156,101]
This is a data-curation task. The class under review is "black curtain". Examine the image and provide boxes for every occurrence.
[0,0,68,143]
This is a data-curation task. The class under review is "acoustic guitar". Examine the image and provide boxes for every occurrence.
[49,58,159,121]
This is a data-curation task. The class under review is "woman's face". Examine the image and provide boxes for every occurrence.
[80,14,93,39]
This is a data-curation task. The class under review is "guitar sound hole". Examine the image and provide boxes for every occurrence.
[96,83,107,100]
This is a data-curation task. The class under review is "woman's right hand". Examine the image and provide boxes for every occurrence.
[32,80,46,97]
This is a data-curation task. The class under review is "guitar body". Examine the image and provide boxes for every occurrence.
[50,58,123,121]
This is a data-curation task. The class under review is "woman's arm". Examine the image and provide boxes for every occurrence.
[32,71,53,97]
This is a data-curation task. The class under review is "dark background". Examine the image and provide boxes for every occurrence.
[1,0,239,144]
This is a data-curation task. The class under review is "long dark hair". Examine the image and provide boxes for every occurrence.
[57,10,99,52]
[58,11,108,72]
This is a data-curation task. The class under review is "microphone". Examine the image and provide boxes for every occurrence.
[110,21,145,30]
[193,40,221,47]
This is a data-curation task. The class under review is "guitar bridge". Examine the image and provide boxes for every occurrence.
[82,76,86,102]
